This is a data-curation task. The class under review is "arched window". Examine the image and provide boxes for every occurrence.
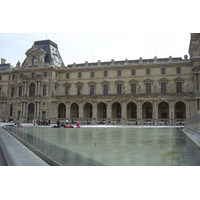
[161,68,166,74]
[117,70,121,76]
[11,87,14,97]
[176,67,181,74]
[29,83,35,97]
[146,68,150,75]
[175,102,186,119]
[104,71,108,77]
[91,71,94,77]
[78,72,82,78]
[32,56,37,66]
[132,69,136,75]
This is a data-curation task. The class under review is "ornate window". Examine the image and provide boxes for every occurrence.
[104,71,108,77]
[176,67,181,74]
[78,72,82,78]
[117,84,122,94]
[11,87,14,97]
[29,83,35,97]
[161,82,166,93]
[90,85,95,95]
[132,69,136,75]
[117,70,122,76]
[91,71,94,78]
[66,73,70,79]
[146,68,150,75]
[131,84,136,94]
[43,85,47,96]
[161,68,166,74]
[32,56,37,66]
[77,85,82,95]
[146,83,151,94]
[65,86,70,95]
[18,86,22,96]
[176,82,182,93]
[44,72,47,77]
[103,85,108,95]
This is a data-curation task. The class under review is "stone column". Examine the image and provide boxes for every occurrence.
[92,101,97,124]
[137,101,142,125]
[107,100,111,123]
[153,101,158,125]
[36,101,40,118]
[66,101,70,119]
[186,100,190,122]
[121,101,127,124]
[170,100,174,125]
[79,102,83,120]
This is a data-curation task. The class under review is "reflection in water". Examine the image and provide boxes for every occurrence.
[6,127,199,166]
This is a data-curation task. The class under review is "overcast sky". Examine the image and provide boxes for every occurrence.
[0,0,199,67]
[0,33,191,66]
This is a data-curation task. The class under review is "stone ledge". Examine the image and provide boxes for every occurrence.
[0,127,49,166]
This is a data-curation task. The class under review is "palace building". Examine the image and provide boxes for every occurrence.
[0,34,200,125]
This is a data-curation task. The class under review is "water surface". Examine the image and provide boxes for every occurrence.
[7,127,198,166]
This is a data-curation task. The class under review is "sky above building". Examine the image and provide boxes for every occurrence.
[0,33,191,66]
[0,1,198,67]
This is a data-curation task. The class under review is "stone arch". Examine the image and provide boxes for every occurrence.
[174,101,186,119]
[70,102,79,119]
[58,103,66,118]
[29,83,36,97]
[142,102,153,119]
[112,102,122,119]
[83,102,93,119]
[97,102,107,119]
[158,101,169,119]
[127,102,137,119]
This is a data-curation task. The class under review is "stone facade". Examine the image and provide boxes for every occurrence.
[1,34,200,125]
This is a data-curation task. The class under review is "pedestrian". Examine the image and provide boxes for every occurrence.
[76,121,80,128]
[57,119,60,127]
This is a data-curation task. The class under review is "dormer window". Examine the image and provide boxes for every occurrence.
[32,56,37,66]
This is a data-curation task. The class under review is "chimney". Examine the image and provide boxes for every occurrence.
[1,58,6,64]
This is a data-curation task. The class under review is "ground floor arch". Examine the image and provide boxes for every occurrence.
[70,103,79,118]
[127,102,137,119]
[175,101,186,120]
[142,102,153,119]
[58,103,66,118]
[158,102,169,120]
[97,102,107,119]
[112,102,121,119]
[6,97,194,125]
[83,102,93,119]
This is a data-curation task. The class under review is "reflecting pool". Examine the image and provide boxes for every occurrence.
[6,126,199,166]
